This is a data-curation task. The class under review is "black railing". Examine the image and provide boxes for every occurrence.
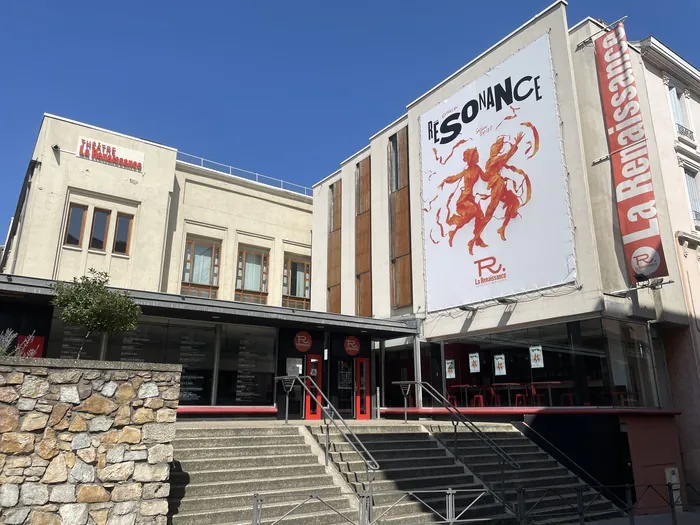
[677,122,695,142]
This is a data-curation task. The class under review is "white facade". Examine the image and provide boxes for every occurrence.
[2,114,313,307]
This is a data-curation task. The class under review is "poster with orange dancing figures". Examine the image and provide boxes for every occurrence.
[420,35,576,311]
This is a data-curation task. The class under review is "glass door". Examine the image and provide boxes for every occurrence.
[355,357,370,419]
[305,354,323,420]
[336,359,354,417]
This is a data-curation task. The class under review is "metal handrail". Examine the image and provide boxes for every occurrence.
[177,151,313,196]
[393,381,520,470]
[518,421,627,509]
[275,375,380,473]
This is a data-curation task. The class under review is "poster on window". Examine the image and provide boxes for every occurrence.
[445,359,456,379]
[494,354,507,376]
[469,352,481,373]
[529,345,544,369]
[420,34,576,310]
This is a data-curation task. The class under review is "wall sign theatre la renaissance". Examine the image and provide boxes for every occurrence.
[421,35,576,310]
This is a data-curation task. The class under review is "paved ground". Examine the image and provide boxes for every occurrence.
[593,509,700,525]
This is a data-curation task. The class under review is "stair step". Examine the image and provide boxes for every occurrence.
[352,473,475,492]
[330,447,447,462]
[170,475,336,497]
[170,463,326,484]
[174,444,310,459]
[344,464,466,483]
[329,438,438,452]
[173,435,305,448]
[337,455,455,473]
[175,453,319,471]
[310,425,426,434]
[174,506,358,525]
[171,495,353,525]
[170,486,344,513]
[175,425,301,438]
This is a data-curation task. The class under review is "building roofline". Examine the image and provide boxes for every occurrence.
[638,36,700,93]
[568,16,605,34]
[406,0,568,110]
[340,145,371,167]
[368,113,408,141]
[0,274,418,337]
[43,113,178,152]
[312,169,342,189]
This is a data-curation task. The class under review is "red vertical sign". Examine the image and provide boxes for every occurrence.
[594,22,668,279]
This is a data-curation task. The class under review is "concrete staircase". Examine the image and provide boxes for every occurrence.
[429,423,622,524]
[168,423,355,525]
[310,423,514,525]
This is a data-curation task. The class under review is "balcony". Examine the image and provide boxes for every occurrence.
[694,210,700,228]
[677,123,695,142]
[234,289,268,305]
[282,295,311,310]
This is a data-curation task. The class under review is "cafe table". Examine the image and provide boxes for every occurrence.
[492,383,524,407]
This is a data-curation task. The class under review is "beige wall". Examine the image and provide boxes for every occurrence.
[5,115,313,306]
[164,163,312,305]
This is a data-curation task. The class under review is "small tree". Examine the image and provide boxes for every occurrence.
[52,269,141,359]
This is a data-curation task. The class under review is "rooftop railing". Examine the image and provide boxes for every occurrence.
[176,151,313,197]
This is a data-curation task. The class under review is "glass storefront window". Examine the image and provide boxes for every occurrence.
[383,337,415,407]
[603,319,659,407]
[443,318,662,408]
[216,324,276,406]
[108,322,167,364]
[164,323,216,406]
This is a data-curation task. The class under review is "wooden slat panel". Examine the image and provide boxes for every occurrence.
[358,157,371,214]
[327,285,341,314]
[393,254,413,308]
[332,180,342,231]
[356,272,372,317]
[397,127,409,190]
[391,187,411,258]
[327,229,341,287]
[355,212,371,275]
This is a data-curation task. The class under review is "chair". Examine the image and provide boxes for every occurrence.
[470,391,485,407]
[489,386,502,407]
[529,385,545,406]
[514,386,527,406]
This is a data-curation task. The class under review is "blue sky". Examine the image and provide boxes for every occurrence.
[1,0,698,242]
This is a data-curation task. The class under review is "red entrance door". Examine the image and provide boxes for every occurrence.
[305,354,323,420]
[355,357,370,420]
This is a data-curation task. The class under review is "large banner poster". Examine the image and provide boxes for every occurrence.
[420,35,575,311]
[594,23,668,280]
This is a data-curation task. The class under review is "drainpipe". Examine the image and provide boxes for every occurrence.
[413,320,423,409]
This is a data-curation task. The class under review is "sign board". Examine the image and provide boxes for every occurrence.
[445,359,456,379]
[420,35,576,310]
[77,136,144,172]
[344,336,360,356]
[494,354,507,376]
[469,352,481,373]
[529,345,544,369]
[594,23,668,280]
[17,335,44,358]
[294,331,312,353]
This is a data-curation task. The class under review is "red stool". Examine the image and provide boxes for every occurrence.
[447,394,459,407]
[561,392,575,406]
[489,387,502,407]
[471,394,485,407]
[529,386,545,406]
[514,392,527,406]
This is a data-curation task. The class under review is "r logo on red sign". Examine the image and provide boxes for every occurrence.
[344,336,360,356]
[294,331,312,353]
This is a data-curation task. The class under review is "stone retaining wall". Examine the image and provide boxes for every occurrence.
[0,357,181,525]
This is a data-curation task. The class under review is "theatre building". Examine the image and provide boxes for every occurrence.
[0,113,418,419]
[310,2,700,490]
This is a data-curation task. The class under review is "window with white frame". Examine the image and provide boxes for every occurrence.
[667,82,694,141]
[684,168,700,227]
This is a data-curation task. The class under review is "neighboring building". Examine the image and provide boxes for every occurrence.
[311,1,700,493]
